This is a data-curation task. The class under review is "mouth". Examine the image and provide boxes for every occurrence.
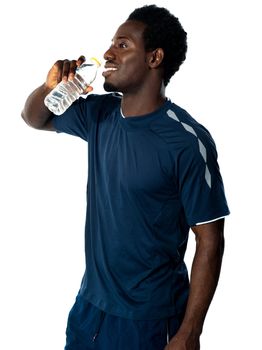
[102,65,118,78]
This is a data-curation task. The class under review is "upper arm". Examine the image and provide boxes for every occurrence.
[21,111,56,132]
[191,218,225,250]
[41,116,56,131]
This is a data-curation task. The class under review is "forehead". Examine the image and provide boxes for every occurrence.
[113,20,146,44]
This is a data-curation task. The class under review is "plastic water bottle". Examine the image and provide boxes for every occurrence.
[44,57,101,115]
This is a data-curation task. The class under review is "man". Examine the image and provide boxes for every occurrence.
[22,5,229,350]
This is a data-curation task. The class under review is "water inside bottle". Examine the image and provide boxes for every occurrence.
[44,57,101,115]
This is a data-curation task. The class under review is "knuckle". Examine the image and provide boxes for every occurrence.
[70,60,77,68]
[54,60,62,68]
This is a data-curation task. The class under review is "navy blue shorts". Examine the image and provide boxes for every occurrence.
[64,295,183,350]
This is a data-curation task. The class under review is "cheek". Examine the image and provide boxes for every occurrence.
[121,57,147,80]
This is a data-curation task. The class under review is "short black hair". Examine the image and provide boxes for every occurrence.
[127,4,187,86]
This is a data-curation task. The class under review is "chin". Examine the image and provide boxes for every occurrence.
[103,82,119,92]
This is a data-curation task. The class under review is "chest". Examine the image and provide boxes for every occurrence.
[88,117,177,197]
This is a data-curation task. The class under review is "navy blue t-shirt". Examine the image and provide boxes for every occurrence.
[52,93,230,320]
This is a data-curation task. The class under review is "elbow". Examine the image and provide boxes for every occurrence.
[21,109,32,127]
[21,110,37,129]
[21,109,50,130]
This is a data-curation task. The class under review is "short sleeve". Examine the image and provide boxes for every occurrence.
[177,135,230,226]
[52,94,102,141]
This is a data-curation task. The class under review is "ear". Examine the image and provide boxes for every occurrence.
[148,48,164,68]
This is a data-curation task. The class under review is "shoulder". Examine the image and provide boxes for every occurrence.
[73,92,122,123]
[150,100,217,156]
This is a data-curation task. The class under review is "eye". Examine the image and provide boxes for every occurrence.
[119,41,128,49]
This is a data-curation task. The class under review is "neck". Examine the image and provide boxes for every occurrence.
[121,84,166,117]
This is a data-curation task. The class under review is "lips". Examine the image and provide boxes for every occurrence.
[102,65,118,78]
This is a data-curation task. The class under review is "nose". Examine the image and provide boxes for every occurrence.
[103,46,115,61]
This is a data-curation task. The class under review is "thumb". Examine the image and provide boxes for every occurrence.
[83,85,93,94]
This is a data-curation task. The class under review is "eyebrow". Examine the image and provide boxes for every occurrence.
[111,35,131,42]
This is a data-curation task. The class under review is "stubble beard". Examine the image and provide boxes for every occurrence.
[103,81,119,92]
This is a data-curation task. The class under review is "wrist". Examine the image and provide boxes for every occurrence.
[177,321,203,339]
[168,324,201,350]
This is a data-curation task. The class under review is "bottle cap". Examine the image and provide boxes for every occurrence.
[90,57,101,67]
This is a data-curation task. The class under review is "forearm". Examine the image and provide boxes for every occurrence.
[21,83,54,130]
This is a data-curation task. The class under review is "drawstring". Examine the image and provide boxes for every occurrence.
[92,310,106,342]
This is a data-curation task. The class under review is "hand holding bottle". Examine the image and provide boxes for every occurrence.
[44,56,100,115]
[45,55,93,94]
[22,55,99,128]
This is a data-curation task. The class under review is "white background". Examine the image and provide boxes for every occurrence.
[1,0,261,349]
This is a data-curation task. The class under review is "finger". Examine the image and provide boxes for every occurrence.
[76,55,86,67]
[83,85,93,94]
[68,60,78,81]
[62,59,71,81]
[53,60,64,83]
